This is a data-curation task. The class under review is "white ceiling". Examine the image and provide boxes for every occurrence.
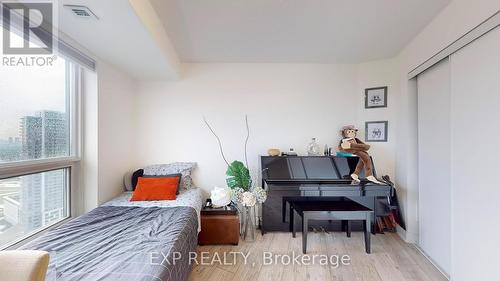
[151,0,451,63]
[58,0,179,80]
[55,0,451,79]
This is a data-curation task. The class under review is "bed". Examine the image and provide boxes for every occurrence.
[21,188,203,281]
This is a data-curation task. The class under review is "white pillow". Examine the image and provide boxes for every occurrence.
[143,162,197,190]
[123,170,133,191]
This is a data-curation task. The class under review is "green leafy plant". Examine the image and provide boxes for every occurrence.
[226,160,252,190]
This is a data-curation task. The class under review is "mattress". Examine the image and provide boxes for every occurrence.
[22,206,198,281]
[102,188,203,232]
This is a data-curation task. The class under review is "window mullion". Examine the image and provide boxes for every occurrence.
[0,157,78,180]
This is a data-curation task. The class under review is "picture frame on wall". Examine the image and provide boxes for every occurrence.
[365,86,388,108]
[365,121,388,142]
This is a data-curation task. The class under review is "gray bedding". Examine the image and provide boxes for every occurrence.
[22,206,198,281]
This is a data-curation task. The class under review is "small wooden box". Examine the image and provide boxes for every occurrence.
[198,207,240,245]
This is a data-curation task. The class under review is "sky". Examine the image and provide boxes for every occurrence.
[0,26,67,140]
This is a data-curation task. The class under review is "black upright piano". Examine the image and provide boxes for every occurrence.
[260,155,392,233]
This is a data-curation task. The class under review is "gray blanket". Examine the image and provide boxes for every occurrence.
[22,206,198,281]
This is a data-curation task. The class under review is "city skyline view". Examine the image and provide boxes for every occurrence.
[0,110,69,163]
[0,110,68,248]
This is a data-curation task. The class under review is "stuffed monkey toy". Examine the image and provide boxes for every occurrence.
[338,125,382,184]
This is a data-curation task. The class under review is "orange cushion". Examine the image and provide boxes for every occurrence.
[130,177,180,201]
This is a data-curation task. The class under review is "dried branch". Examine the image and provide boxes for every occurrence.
[203,116,230,167]
[244,115,250,169]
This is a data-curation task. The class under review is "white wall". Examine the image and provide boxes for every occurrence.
[357,58,400,178]
[96,61,137,204]
[134,62,399,195]
[80,60,137,213]
[402,0,500,72]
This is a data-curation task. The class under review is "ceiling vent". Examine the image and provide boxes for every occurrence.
[64,5,99,20]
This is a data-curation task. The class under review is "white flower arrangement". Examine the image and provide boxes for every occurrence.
[241,191,257,207]
[231,186,266,207]
[231,187,244,203]
[253,186,267,204]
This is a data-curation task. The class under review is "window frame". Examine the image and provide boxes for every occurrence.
[0,60,82,250]
[1,167,72,250]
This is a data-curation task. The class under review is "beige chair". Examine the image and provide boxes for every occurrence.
[0,250,49,281]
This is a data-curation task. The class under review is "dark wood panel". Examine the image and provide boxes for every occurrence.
[302,157,339,179]
[262,185,300,232]
[288,157,306,179]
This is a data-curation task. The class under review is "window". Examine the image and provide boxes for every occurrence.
[0,26,80,248]
[0,169,69,248]
[0,53,71,163]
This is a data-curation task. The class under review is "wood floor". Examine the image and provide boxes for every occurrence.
[188,231,447,281]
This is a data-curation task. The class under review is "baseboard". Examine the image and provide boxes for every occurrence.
[397,227,449,280]
[396,225,406,240]
[414,245,450,280]
[396,225,418,243]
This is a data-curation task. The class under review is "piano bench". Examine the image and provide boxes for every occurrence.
[289,199,373,254]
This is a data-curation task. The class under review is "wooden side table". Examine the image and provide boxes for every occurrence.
[198,205,240,245]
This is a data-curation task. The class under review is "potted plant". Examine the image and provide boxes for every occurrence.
[204,116,267,240]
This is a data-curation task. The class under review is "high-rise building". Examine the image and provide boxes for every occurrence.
[0,138,22,162]
[40,111,68,158]
[20,173,43,229]
[20,116,42,159]
[20,111,68,160]
[19,111,67,231]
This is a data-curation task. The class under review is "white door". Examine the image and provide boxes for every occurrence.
[417,58,451,275]
[449,26,500,281]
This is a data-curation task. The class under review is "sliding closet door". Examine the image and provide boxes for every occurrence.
[417,58,451,275]
[449,26,500,281]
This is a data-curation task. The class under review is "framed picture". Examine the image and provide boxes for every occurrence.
[365,86,387,108]
[365,121,388,142]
